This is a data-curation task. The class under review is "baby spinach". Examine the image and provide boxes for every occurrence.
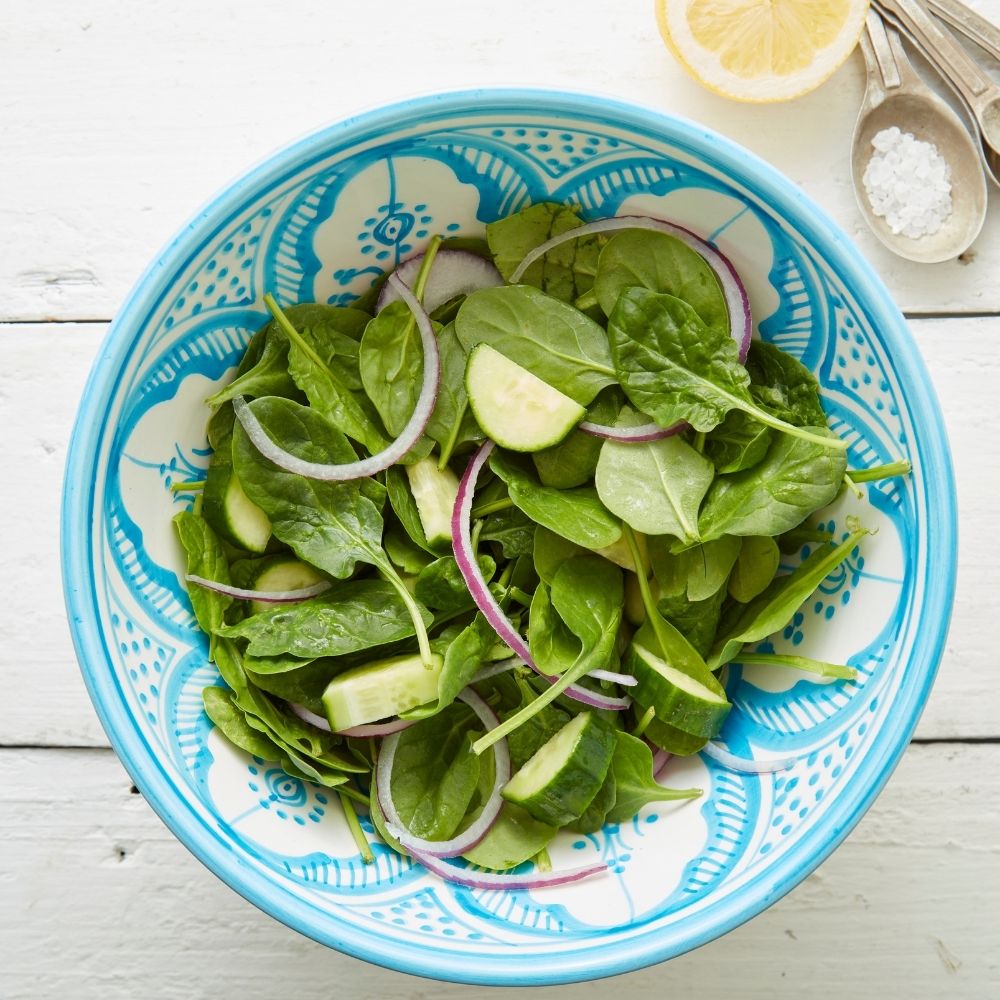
[486,201,601,305]
[462,802,557,871]
[206,322,301,409]
[594,409,714,543]
[709,528,868,668]
[499,672,573,769]
[594,229,728,332]
[528,583,584,676]
[424,321,482,464]
[216,579,432,659]
[385,467,434,553]
[532,527,585,586]
[605,732,701,823]
[656,585,727,660]
[705,409,773,474]
[609,288,845,450]
[479,505,537,558]
[680,537,743,602]
[728,535,780,603]
[202,686,279,759]
[416,555,496,612]
[173,510,232,657]
[745,340,826,427]
[568,769,617,833]
[490,450,621,550]
[698,430,847,540]
[456,285,615,405]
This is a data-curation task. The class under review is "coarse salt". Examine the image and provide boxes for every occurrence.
[862,126,952,239]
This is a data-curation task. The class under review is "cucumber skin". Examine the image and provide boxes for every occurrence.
[625,645,731,739]
[502,712,616,826]
[642,711,709,756]
[202,455,272,553]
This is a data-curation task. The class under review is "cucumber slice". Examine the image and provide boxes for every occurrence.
[322,652,444,731]
[643,711,709,756]
[202,460,272,553]
[465,343,585,452]
[502,711,615,826]
[405,457,459,548]
[249,557,327,615]
[625,643,731,738]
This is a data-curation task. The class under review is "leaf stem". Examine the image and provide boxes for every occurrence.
[338,791,375,864]
[533,847,553,872]
[170,479,205,493]
[632,704,656,739]
[735,652,857,680]
[574,289,599,311]
[412,236,443,302]
[692,431,706,454]
[842,472,864,500]
[847,460,911,483]
[438,406,467,470]
[264,293,334,377]
[623,525,670,654]
[471,497,515,518]
[380,565,434,667]
[742,405,849,451]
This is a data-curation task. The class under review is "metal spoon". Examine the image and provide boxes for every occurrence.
[852,11,987,262]
[924,0,1000,63]
[876,0,1000,186]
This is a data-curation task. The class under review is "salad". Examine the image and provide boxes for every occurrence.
[174,202,908,890]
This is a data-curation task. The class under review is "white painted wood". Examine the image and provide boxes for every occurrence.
[2,0,1000,321]
[3,317,994,747]
[1,743,996,998]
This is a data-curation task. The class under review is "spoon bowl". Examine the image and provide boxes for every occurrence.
[852,12,987,262]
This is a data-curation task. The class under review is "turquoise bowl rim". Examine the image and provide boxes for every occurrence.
[61,87,957,985]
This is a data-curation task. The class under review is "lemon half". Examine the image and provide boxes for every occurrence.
[656,0,870,103]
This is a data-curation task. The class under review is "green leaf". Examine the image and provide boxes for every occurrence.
[594,229,728,332]
[532,527,585,585]
[216,579,432,659]
[490,450,621,550]
[745,340,826,427]
[567,768,617,833]
[728,535,781,603]
[704,409,773,474]
[479,505,537,558]
[531,387,622,489]
[232,397,390,580]
[202,686,278,758]
[605,732,701,823]
[595,409,714,543]
[499,672,572,769]
[173,510,232,657]
[655,585,728,660]
[206,321,301,409]
[424,321,483,460]
[438,615,499,709]
[462,802,557,871]
[415,555,495,612]
[698,430,848,540]
[389,702,482,840]
[385,467,434,553]
[486,201,601,305]
[549,554,624,649]
[360,300,428,438]
[709,529,868,668]
[680,536,743,602]
[456,285,615,405]
[528,582,583,676]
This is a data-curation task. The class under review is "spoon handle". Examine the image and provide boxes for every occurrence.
[876,0,998,108]
[923,0,1000,63]
[861,9,904,91]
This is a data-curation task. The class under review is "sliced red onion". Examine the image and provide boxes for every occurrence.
[186,574,331,604]
[701,740,796,774]
[376,249,503,313]
[234,274,439,480]
[510,215,752,362]
[586,668,637,687]
[651,748,671,778]
[578,420,681,443]
[338,718,416,738]
[375,688,510,859]
[470,657,524,685]
[393,838,608,891]
[452,442,630,713]
[287,702,333,732]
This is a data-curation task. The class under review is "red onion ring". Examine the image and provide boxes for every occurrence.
[375,688,511,859]
[186,574,331,604]
[376,248,503,314]
[452,442,630,712]
[286,702,333,731]
[650,748,671,778]
[586,668,637,687]
[578,420,681,443]
[510,215,752,362]
[233,274,440,481]
[286,702,417,738]
[701,740,796,774]
[393,838,608,890]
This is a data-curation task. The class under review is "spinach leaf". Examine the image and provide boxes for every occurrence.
[746,340,826,427]
[439,615,498,709]
[568,768,616,833]
[206,322,300,409]
[424,321,482,461]
[709,529,867,668]
[383,520,435,574]
[490,450,621,550]
[389,703,482,840]
[359,300,427,438]
[278,303,369,390]
[455,285,615,405]
[385,466,434,553]
[499,672,572,769]
[531,387,622,489]
[609,289,844,452]
[705,409,773,474]
[216,579,431,659]
[594,229,728,332]
[532,527,585,585]
[698,431,847,540]
[550,554,624,650]
[486,201,601,305]
[202,686,278,759]
[728,535,781,603]
[415,555,496,612]
[680,536,743,601]
[232,397,391,580]
[242,650,317,675]
[174,510,232,657]
[479,505,537,558]
[605,732,701,823]
[462,802,557,871]
[528,582,584,676]
[594,410,714,543]
[656,585,727,660]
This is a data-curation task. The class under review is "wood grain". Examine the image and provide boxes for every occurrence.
[1,743,996,998]
[2,0,1000,322]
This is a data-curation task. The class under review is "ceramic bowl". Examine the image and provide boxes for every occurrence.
[62,89,956,985]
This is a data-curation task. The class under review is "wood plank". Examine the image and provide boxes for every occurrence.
[3,316,998,746]
[0,743,996,997]
[2,1,1000,321]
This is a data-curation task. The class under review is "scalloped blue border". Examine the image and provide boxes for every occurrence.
[61,88,956,986]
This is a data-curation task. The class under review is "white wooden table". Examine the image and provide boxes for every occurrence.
[2,2,999,996]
